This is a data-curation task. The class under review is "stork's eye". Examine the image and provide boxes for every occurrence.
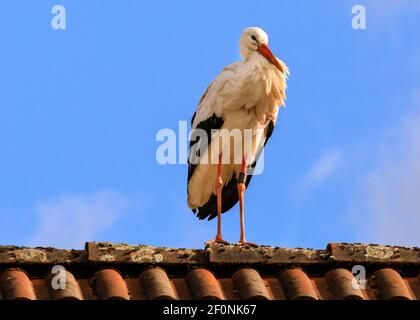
[251,35,258,42]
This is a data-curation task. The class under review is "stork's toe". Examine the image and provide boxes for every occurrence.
[237,240,258,247]
[206,235,230,246]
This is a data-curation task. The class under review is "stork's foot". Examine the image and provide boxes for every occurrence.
[206,235,230,246]
[237,240,258,247]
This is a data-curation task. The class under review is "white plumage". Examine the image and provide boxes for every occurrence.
[187,27,289,245]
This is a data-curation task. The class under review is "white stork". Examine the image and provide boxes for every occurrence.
[187,27,289,246]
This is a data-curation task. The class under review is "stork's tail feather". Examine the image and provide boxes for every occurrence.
[192,176,253,220]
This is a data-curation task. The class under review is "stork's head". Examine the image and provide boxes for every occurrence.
[240,27,284,73]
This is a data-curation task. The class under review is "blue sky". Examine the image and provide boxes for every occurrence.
[0,0,419,249]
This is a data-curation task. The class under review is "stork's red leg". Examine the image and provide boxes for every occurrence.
[206,154,229,245]
[237,158,258,247]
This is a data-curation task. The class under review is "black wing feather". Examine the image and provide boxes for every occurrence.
[187,113,224,183]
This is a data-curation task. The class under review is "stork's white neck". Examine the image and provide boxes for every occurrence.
[244,50,272,70]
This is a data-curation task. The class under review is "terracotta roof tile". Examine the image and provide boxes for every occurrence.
[0,269,36,300]
[325,268,364,300]
[186,268,224,300]
[92,269,129,300]
[373,268,412,300]
[45,270,83,300]
[0,242,419,300]
[139,267,178,300]
[278,268,318,300]
[232,268,271,300]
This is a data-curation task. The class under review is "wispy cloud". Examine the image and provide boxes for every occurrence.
[30,190,130,249]
[293,149,342,201]
[353,100,420,246]
[305,150,342,186]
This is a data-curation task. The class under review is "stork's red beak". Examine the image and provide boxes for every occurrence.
[257,44,284,73]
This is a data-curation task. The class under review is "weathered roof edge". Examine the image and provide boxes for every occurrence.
[0,242,419,267]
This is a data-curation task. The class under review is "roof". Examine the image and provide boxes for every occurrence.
[0,242,419,300]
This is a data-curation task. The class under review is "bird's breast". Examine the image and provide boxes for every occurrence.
[235,61,284,127]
